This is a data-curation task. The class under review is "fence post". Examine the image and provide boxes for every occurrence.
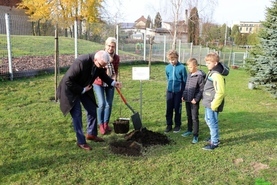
[232,53,235,66]
[74,20,78,58]
[199,45,202,67]
[163,35,166,62]
[143,30,146,60]
[178,39,181,61]
[116,24,119,54]
[190,42,193,58]
[243,51,247,67]
[54,23,59,102]
[5,13,13,81]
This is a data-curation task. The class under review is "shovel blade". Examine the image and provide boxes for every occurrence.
[131,112,142,130]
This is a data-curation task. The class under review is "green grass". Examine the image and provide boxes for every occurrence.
[0,35,104,56]
[0,64,276,184]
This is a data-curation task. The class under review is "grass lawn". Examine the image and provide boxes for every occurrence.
[0,35,104,57]
[0,63,276,184]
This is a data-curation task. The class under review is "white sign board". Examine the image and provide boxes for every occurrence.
[132,67,150,80]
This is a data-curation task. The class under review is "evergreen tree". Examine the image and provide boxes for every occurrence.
[188,7,200,45]
[154,12,162,28]
[251,0,277,98]
[146,15,152,28]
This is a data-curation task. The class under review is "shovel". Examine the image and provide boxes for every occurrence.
[116,87,143,130]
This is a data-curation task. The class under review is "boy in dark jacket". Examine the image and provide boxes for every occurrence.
[181,58,205,144]
[165,50,187,133]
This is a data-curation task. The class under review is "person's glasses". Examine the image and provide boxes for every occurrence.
[97,61,106,68]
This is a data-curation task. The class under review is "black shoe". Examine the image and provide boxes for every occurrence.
[202,144,218,151]
[164,125,172,133]
[205,137,220,144]
[173,126,181,133]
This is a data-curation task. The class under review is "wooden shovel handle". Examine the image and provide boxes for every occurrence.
[116,87,136,113]
[116,87,127,104]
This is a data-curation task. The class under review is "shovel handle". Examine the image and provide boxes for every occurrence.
[116,87,136,114]
[116,87,127,104]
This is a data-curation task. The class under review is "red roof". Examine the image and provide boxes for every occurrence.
[135,16,147,23]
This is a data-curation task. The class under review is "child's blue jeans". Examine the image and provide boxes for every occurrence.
[205,107,220,145]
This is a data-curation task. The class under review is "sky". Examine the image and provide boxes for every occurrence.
[104,0,272,25]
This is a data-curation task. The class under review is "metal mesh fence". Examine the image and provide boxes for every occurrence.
[0,12,247,80]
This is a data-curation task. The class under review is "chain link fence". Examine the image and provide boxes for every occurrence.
[0,11,247,80]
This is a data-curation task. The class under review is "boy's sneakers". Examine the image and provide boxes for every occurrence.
[181,131,192,137]
[202,144,218,150]
[205,137,220,144]
[164,125,172,133]
[173,126,181,133]
[192,136,198,144]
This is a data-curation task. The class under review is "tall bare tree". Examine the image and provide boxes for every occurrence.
[100,0,124,24]
[165,0,217,50]
[168,0,183,50]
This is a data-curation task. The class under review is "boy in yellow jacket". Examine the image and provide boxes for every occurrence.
[202,53,229,150]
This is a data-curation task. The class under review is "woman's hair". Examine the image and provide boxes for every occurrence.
[105,37,117,46]
[205,52,220,63]
[166,49,179,60]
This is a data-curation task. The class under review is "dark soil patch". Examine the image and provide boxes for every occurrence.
[109,128,171,156]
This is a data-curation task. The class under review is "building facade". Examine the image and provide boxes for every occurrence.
[233,21,262,34]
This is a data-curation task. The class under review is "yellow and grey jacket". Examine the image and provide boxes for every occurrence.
[202,63,228,112]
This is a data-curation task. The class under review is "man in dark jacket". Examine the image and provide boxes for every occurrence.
[57,50,122,151]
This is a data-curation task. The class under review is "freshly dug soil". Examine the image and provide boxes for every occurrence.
[109,128,171,156]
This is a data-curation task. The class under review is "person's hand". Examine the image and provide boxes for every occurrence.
[211,104,217,111]
[85,84,93,92]
[191,99,196,104]
[115,82,122,88]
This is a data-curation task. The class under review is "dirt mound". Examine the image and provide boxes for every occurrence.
[109,128,171,156]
